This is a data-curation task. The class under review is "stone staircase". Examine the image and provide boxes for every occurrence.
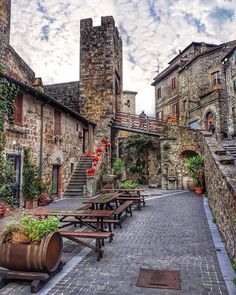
[64,156,93,198]
[221,141,236,161]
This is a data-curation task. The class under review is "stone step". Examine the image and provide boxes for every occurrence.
[64,188,84,193]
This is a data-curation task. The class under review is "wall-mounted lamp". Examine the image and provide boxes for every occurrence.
[125,100,130,107]
[13,140,23,154]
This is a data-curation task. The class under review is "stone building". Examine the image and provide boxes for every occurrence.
[1,73,95,206]
[222,45,236,137]
[152,41,236,140]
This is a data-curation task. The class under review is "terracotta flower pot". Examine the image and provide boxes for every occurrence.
[25,199,38,209]
[195,186,203,195]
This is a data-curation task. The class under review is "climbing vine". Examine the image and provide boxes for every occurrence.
[0,64,19,204]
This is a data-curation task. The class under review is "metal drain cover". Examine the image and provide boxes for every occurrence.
[136,268,181,290]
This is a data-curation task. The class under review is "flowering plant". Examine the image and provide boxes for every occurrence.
[86,167,96,176]
[92,156,99,162]
[0,202,10,217]
[101,138,108,144]
[38,192,50,206]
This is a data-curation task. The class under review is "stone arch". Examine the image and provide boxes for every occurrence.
[179,149,198,159]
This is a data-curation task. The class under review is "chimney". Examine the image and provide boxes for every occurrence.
[32,78,44,93]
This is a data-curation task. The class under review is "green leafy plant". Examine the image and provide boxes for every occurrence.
[21,215,59,242]
[212,217,216,224]
[232,263,236,271]
[112,159,123,175]
[120,179,138,189]
[0,155,15,204]
[162,142,171,151]
[185,155,204,187]
[23,148,41,200]
[233,277,236,286]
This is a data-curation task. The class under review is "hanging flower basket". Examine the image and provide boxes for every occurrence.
[92,156,99,162]
[101,138,108,145]
[86,167,96,176]
[96,146,103,153]
[106,143,111,149]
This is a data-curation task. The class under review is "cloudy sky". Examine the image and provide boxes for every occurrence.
[10,0,236,115]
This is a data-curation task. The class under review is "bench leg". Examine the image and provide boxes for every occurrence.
[96,239,102,261]
[129,205,133,217]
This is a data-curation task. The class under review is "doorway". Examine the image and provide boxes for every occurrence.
[52,165,60,197]
[6,154,21,207]
[83,129,88,154]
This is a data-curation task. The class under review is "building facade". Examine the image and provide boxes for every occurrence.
[152,41,236,140]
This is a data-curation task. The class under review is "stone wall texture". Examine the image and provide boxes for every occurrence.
[79,16,123,142]
[4,90,88,204]
[0,0,11,44]
[154,41,236,140]
[45,81,80,111]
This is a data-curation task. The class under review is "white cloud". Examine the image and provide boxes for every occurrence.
[10,0,236,116]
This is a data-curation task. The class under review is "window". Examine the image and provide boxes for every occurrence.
[171,77,176,90]
[183,100,188,111]
[233,80,236,93]
[54,110,61,135]
[157,87,161,99]
[234,50,236,64]
[14,93,23,125]
[157,111,163,120]
[211,71,221,87]
[76,123,80,131]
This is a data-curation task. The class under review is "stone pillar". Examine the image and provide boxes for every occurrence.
[79,16,123,143]
[0,0,11,44]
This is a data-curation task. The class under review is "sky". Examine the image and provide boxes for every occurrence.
[10,0,236,116]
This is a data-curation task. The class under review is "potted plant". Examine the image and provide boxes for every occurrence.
[112,159,123,177]
[86,167,96,176]
[120,180,138,189]
[23,149,41,209]
[0,215,62,272]
[185,155,204,195]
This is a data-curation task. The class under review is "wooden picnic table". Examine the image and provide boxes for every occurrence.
[32,209,115,232]
[101,188,146,198]
[83,192,119,210]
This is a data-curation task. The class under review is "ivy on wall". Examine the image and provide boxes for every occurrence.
[0,64,19,204]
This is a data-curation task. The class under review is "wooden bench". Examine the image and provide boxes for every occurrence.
[80,218,120,233]
[117,197,142,210]
[59,230,112,261]
[114,201,133,228]
[77,204,92,210]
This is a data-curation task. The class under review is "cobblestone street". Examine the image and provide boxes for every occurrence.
[45,190,228,295]
[0,190,232,295]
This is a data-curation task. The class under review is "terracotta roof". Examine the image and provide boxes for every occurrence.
[0,73,96,127]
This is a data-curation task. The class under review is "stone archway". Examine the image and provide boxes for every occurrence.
[179,149,199,189]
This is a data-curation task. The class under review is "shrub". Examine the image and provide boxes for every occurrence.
[185,155,204,187]
[120,180,138,189]
[3,215,59,244]
[112,159,123,175]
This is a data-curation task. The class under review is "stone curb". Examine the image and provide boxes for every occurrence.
[204,197,236,295]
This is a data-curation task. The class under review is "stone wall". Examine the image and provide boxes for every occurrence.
[45,81,80,111]
[224,48,236,136]
[79,16,123,142]
[199,132,236,261]
[4,90,89,204]
[0,0,11,44]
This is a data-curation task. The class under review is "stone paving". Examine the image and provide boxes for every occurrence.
[46,190,229,295]
[0,190,232,295]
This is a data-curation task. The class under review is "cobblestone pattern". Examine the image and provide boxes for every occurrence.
[47,191,228,295]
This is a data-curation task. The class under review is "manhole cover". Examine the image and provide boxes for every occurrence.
[136,268,181,290]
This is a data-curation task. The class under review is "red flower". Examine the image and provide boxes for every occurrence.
[96,146,103,153]
[101,138,108,144]
[86,167,96,176]
[92,156,99,162]
[106,143,111,149]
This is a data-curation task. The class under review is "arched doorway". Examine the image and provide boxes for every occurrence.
[180,150,199,189]
[205,111,215,132]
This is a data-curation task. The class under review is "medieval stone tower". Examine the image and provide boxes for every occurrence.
[79,16,123,139]
[0,0,11,44]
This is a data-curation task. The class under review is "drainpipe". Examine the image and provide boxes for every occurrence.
[39,99,51,171]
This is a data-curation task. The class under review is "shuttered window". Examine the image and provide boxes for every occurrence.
[14,93,23,125]
[171,76,176,90]
[54,110,61,135]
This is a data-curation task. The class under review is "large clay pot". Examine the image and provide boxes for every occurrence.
[0,231,62,272]
[25,199,38,209]
[195,186,203,195]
